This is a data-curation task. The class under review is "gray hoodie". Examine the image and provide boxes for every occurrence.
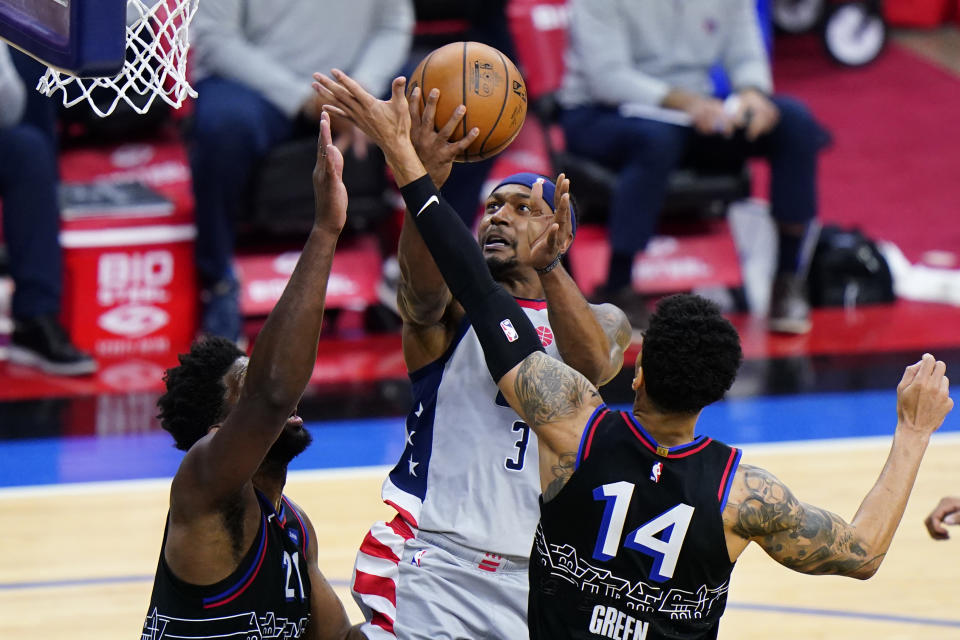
[190,0,414,118]
[561,0,772,108]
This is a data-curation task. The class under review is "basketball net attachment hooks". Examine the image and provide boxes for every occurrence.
[36,0,200,118]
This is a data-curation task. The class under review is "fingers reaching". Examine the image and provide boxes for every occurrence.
[408,86,422,126]
[316,112,343,177]
[553,173,568,211]
[313,72,360,113]
[530,178,547,212]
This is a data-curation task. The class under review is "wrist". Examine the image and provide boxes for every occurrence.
[893,424,931,448]
[384,140,427,187]
[535,254,563,275]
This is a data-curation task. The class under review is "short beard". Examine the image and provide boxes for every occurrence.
[263,425,313,467]
[486,253,520,282]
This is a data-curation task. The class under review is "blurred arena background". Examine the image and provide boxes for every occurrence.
[1,0,960,638]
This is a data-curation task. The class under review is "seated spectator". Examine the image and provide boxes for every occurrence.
[560,0,825,333]
[188,0,414,342]
[0,43,96,376]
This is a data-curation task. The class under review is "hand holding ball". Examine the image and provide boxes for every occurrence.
[408,42,527,162]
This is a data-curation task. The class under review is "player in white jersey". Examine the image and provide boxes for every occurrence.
[339,83,631,639]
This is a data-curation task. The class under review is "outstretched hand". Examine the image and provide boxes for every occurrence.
[924,496,960,540]
[313,111,347,234]
[313,70,412,158]
[528,174,573,272]
[409,87,479,188]
[896,353,953,437]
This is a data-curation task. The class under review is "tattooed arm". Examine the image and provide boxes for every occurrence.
[722,354,952,579]
[498,351,604,502]
[722,465,884,578]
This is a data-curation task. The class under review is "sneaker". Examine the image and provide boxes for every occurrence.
[591,285,651,332]
[9,314,98,376]
[768,273,812,334]
[200,278,242,343]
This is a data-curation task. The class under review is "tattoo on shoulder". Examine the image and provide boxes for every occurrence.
[726,464,884,576]
[727,465,803,539]
[543,452,577,502]
[514,352,599,427]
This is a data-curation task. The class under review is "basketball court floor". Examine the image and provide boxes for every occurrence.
[2,6,960,637]
[2,313,960,639]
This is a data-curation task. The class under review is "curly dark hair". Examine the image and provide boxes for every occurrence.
[640,294,742,415]
[157,336,246,451]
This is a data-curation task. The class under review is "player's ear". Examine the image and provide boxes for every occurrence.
[632,366,644,391]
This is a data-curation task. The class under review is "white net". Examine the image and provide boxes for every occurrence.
[36,0,200,117]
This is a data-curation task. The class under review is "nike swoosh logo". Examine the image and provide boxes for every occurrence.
[416,195,439,217]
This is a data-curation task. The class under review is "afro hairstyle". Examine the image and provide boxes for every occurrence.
[640,294,742,415]
[157,336,246,451]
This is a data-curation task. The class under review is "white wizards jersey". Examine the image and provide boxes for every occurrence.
[381,300,560,558]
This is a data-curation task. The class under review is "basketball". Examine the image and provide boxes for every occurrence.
[408,41,527,163]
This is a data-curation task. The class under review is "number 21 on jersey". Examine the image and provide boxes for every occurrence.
[592,481,694,583]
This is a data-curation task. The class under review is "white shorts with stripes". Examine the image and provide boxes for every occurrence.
[351,517,530,639]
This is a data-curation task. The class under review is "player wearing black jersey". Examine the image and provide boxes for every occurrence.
[141,113,364,640]
[316,69,955,640]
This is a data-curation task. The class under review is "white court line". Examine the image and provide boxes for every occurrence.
[735,431,960,456]
[0,465,392,500]
[2,432,959,500]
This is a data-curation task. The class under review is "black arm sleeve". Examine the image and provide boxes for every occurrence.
[400,175,545,381]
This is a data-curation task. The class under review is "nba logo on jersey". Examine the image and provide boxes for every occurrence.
[500,319,519,342]
[650,461,663,483]
[412,550,427,567]
[288,529,300,545]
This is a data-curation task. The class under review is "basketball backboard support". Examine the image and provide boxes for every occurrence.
[0,0,125,76]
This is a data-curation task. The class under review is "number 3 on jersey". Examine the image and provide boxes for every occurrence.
[592,481,694,583]
[505,420,530,471]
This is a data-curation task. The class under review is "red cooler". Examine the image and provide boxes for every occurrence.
[58,181,197,359]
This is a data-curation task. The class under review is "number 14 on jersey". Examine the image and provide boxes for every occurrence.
[593,481,694,583]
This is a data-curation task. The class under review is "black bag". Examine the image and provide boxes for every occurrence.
[807,225,894,307]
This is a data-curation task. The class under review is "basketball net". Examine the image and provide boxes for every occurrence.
[36,0,200,118]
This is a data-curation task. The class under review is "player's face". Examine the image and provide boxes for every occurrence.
[221,357,312,466]
[478,185,554,279]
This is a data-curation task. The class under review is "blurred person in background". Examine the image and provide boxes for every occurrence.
[188,0,414,342]
[561,0,826,333]
[0,43,96,375]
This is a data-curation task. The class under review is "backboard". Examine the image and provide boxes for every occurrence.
[0,0,125,75]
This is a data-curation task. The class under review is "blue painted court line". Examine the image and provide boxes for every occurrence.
[0,389,956,487]
[3,574,959,630]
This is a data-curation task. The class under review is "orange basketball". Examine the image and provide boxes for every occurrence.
[408,41,527,163]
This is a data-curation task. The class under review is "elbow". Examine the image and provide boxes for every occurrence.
[846,551,884,580]
[397,283,450,327]
[849,565,879,580]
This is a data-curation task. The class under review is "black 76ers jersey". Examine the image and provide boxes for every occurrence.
[142,491,312,640]
[529,406,742,640]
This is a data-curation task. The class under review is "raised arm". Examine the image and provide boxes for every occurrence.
[395,87,478,329]
[173,114,346,512]
[723,354,953,578]
[315,71,603,495]
[526,179,629,385]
